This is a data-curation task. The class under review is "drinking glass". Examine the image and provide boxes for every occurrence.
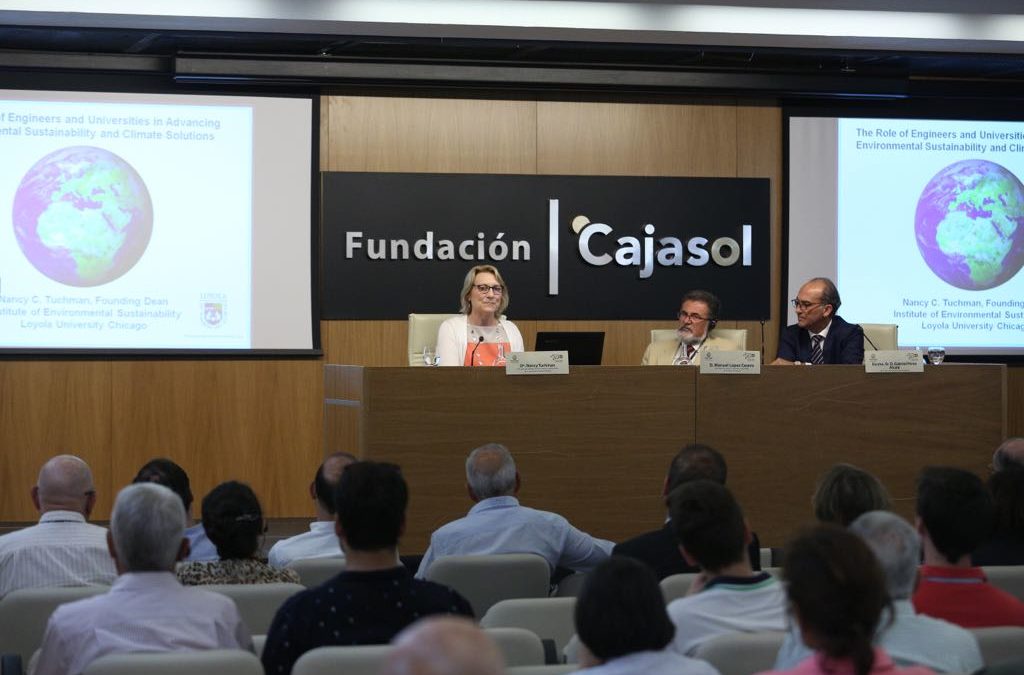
[926,347,946,365]
[422,347,438,366]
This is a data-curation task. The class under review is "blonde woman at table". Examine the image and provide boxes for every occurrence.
[437,264,524,367]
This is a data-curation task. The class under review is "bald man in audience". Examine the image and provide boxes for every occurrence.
[0,454,116,597]
[268,452,356,568]
[416,442,613,579]
[992,437,1024,471]
[383,617,504,675]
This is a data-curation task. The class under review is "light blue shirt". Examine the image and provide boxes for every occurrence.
[416,495,613,578]
[584,649,720,675]
[774,599,983,673]
[184,523,218,562]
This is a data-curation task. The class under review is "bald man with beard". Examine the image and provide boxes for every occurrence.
[0,454,116,596]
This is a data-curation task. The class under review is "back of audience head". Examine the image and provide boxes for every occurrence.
[916,466,992,564]
[993,437,1024,472]
[849,511,919,600]
[988,465,1024,537]
[669,479,747,572]
[110,482,187,573]
[784,525,891,675]
[202,480,264,560]
[34,454,96,515]
[383,616,503,675]
[813,463,891,527]
[133,457,194,514]
[313,451,357,516]
[575,556,675,666]
[666,444,727,496]
[335,461,407,551]
[465,443,518,500]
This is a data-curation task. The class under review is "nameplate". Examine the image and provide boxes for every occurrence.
[505,351,570,375]
[699,350,761,375]
[864,350,924,373]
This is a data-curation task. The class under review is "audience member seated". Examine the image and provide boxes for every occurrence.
[614,444,760,579]
[755,525,933,675]
[33,483,252,675]
[912,466,1024,627]
[177,481,299,585]
[133,458,217,562]
[974,465,1024,566]
[576,556,719,675]
[992,436,1024,471]
[812,463,891,527]
[416,443,612,579]
[666,480,786,656]
[261,462,472,675]
[775,511,982,673]
[0,454,115,597]
[268,452,355,568]
[382,616,504,675]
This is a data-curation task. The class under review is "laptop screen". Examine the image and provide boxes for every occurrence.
[534,331,605,365]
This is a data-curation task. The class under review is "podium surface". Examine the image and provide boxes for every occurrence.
[325,364,1004,552]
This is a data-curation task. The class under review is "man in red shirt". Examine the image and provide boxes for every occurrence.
[912,466,1024,627]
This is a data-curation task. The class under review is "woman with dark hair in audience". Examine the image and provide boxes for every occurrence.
[973,466,1024,565]
[812,464,891,527]
[756,526,933,675]
[575,556,718,674]
[177,481,300,585]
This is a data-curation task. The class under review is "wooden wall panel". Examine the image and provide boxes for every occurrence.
[1009,366,1024,437]
[108,360,323,518]
[324,96,537,173]
[0,362,113,520]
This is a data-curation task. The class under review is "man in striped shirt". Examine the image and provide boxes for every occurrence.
[0,454,115,596]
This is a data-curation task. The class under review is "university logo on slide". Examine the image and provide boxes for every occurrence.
[201,301,225,327]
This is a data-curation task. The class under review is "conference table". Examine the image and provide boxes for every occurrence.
[324,364,1005,552]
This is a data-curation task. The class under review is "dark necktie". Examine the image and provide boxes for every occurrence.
[686,345,696,363]
[811,335,824,365]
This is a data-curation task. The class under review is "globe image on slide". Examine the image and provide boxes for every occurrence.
[915,159,1024,290]
[12,146,153,287]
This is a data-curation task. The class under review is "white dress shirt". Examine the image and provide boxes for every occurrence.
[32,571,252,675]
[583,649,720,675]
[267,521,343,569]
[0,510,116,597]
[416,496,613,578]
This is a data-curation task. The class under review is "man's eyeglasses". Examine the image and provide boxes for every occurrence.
[677,311,709,322]
[791,299,823,310]
[475,284,504,295]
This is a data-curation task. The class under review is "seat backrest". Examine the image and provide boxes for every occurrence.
[970,626,1024,667]
[203,583,305,634]
[480,597,577,655]
[291,645,394,675]
[861,323,898,351]
[552,572,587,598]
[649,328,748,349]
[0,585,109,662]
[286,557,346,588]
[407,313,460,366]
[82,649,263,675]
[482,627,546,667]
[692,631,787,675]
[659,573,697,604]
[983,565,1024,602]
[425,554,550,618]
[505,667,578,675]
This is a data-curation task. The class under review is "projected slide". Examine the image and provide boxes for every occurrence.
[0,90,314,352]
[789,115,1024,356]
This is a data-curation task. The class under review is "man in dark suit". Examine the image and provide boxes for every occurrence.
[773,277,864,365]
[613,444,760,579]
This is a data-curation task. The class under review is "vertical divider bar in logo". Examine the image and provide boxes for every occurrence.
[548,199,559,295]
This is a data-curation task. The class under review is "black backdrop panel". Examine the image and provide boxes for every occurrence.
[322,173,770,320]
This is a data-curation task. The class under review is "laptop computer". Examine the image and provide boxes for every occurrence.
[533,331,605,365]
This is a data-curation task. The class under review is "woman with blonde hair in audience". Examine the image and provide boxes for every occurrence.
[177,481,299,585]
[756,526,933,675]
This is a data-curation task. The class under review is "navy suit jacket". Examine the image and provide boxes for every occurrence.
[612,522,761,580]
[777,314,864,365]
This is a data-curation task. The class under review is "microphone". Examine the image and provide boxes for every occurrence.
[860,326,879,351]
[469,335,485,366]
